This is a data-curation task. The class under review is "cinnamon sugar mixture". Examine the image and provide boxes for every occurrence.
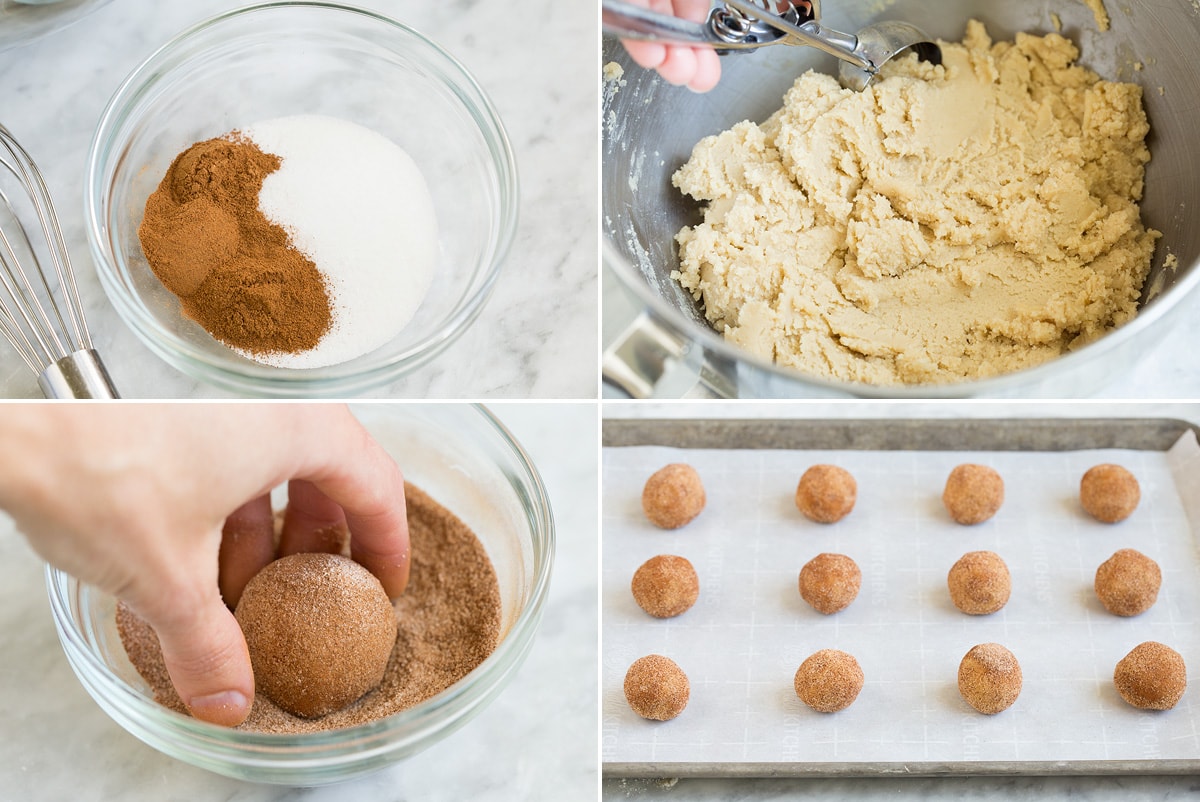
[116,482,501,733]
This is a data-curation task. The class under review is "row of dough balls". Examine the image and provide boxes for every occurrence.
[624,641,1188,721]
[631,547,1163,619]
[641,462,1141,529]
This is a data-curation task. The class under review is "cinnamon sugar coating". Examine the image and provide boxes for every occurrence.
[631,554,700,618]
[942,464,1004,525]
[793,649,864,713]
[1080,464,1140,523]
[947,551,1011,615]
[642,464,706,529]
[235,552,397,718]
[1094,548,1161,616]
[624,655,690,720]
[795,465,857,523]
[958,643,1022,714]
[1114,641,1187,710]
[799,553,862,614]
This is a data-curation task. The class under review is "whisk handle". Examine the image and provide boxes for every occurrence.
[37,349,119,399]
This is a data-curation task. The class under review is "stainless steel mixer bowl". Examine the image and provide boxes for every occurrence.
[602,1,1200,398]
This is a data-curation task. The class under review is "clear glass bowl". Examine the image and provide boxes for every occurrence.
[85,2,518,397]
[0,0,113,51]
[46,404,554,785]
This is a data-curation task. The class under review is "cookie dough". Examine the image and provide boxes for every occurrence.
[793,649,864,713]
[631,554,700,618]
[1080,463,1140,522]
[1114,641,1187,710]
[672,20,1157,385]
[958,643,1022,714]
[795,464,857,523]
[625,654,690,720]
[1094,548,1161,616]
[799,553,862,614]
[234,553,397,719]
[642,463,706,529]
[947,550,1011,615]
[942,464,1004,525]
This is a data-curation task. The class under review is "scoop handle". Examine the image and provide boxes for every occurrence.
[601,0,790,50]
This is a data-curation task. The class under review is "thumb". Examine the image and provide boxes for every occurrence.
[146,591,255,727]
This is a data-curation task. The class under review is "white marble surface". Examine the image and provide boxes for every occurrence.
[0,0,596,398]
[0,402,598,799]
[602,400,1200,800]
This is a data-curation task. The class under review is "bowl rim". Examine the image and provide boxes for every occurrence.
[44,403,555,756]
[84,1,520,397]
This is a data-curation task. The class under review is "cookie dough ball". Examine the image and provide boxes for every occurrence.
[1094,548,1161,617]
[642,463,706,529]
[631,555,699,618]
[795,465,857,523]
[1114,641,1187,710]
[624,655,690,720]
[799,553,862,614]
[793,649,864,713]
[958,643,1022,715]
[947,551,1011,615]
[942,464,1004,525]
[235,553,397,719]
[1080,464,1140,523]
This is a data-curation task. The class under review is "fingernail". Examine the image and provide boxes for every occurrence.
[188,690,250,727]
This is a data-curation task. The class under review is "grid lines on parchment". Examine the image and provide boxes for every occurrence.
[601,440,1200,768]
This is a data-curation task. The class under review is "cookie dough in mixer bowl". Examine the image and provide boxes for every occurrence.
[673,20,1156,386]
[602,0,1200,398]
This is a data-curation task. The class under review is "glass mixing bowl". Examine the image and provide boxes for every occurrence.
[45,404,554,785]
[0,0,113,51]
[85,2,518,397]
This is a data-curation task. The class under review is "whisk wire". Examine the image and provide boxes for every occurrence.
[0,185,74,362]
[0,213,57,372]
[0,125,91,352]
[0,123,118,398]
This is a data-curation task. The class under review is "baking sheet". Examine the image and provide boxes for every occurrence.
[602,422,1200,775]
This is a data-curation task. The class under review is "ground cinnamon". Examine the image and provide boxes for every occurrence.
[138,135,332,355]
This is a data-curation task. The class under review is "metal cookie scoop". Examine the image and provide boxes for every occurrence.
[602,0,942,91]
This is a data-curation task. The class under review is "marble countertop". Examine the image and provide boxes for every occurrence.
[0,0,596,398]
[602,401,1200,800]
[0,403,598,800]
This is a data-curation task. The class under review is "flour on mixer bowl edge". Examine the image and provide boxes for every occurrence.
[672,20,1158,386]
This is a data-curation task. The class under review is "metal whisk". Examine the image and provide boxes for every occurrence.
[0,124,117,398]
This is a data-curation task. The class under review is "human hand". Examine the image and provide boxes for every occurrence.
[0,404,409,728]
[620,0,722,92]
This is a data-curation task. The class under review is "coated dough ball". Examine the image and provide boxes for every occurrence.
[1080,464,1140,523]
[958,643,1022,715]
[942,464,1004,525]
[631,555,700,618]
[947,551,1011,615]
[624,654,690,720]
[793,649,864,713]
[799,553,862,614]
[795,465,857,523]
[1094,548,1161,617]
[642,463,706,529]
[235,553,397,719]
[1114,641,1187,710]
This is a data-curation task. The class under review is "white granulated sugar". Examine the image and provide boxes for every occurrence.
[240,114,438,369]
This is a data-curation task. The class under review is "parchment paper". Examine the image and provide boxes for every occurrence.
[602,432,1200,768]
